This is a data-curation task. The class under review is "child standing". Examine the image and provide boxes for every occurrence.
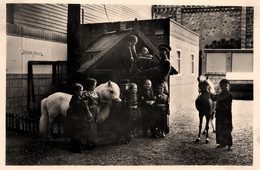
[119,79,130,99]
[140,79,156,138]
[121,83,139,137]
[154,83,168,137]
[82,78,99,149]
[67,83,93,153]
[210,79,233,151]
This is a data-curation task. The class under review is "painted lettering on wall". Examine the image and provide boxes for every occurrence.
[22,50,43,57]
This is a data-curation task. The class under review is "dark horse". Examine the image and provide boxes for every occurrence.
[195,75,216,143]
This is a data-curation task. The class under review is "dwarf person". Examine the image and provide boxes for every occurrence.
[119,35,138,72]
[140,79,156,138]
[121,83,139,137]
[154,83,169,137]
[137,47,154,70]
[210,79,233,151]
[67,83,94,153]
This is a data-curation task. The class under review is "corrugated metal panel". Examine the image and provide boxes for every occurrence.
[81,4,152,24]
[14,4,68,34]
[13,4,151,34]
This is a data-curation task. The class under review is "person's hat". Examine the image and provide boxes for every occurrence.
[120,79,130,85]
[159,44,171,53]
[219,79,230,85]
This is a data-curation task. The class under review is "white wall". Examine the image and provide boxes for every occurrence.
[6,35,67,74]
[169,20,200,120]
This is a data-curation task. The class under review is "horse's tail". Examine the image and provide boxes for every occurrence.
[96,104,110,124]
[39,98,49,138]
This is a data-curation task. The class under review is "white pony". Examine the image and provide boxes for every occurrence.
[39,81,121,139]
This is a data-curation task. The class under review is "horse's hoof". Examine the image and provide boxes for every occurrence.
[205,138,209,143]
[195,138,200,142]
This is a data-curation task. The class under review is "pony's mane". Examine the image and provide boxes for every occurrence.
[198,75,215,93]
[95,81,119,92]
[206,79,215,93]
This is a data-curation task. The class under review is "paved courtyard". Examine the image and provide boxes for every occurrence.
[6,100,253,166]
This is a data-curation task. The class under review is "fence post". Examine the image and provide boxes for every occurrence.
[15,114,20,132]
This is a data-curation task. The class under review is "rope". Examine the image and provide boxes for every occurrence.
[103,5,111,22]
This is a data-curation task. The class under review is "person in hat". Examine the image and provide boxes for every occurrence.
[136,44,177,94]
[210,79,233,151]
[117,79,132,144]
[119,79,130,99]
[156,44,178,93]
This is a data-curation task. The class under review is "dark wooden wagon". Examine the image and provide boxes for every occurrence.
[68,20,172,145]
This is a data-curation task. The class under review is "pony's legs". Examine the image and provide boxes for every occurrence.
[209,118,215,132]
[47,116,55,140]
[196,114,203,142]
[205,115,210,143]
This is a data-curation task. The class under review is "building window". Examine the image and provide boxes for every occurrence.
[177,51,181,74]
[191,54,194,74]
[155,24,164,35]
[206,53,226,73]
[232,53,253,72]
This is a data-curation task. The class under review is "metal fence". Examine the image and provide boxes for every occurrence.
[6,112,40,136]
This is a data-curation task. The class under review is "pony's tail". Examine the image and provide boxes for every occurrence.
[96,104,110,124]
[39,98,48,138]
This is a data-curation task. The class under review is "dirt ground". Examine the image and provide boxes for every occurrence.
[6,100,253,165]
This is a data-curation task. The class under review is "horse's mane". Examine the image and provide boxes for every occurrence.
[95,81,118,91]
[198,75,215,94]
[206,79,215,93]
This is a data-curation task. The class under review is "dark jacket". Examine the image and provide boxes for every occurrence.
[139,88,154,110]
[210,91,233,146]
[121,90,138,107]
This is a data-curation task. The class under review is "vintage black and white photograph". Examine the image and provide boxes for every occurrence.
[2,1,259,167]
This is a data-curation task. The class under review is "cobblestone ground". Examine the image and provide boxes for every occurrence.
[6,100,253,165]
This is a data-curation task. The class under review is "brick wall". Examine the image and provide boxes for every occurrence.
[181,8,242,50]
[153,6,254,50]
[246,7,254,48]
[6,74,54,116]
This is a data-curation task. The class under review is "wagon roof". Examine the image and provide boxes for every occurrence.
[77,30,160,73]
[85,31,129,53]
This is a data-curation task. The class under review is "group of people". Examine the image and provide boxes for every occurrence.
[65,37,234,153]
[65,42,178,152]
[120,79,169,139]
[66,78,99,153]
